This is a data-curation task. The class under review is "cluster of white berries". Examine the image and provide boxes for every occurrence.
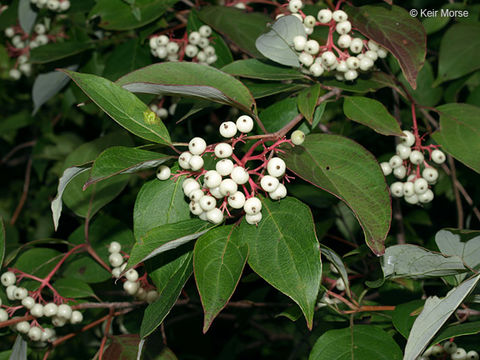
[149,25,217,65]
[108,242,159,303]
[0,271,83,343]
[4,22,51,80]
[149,97,178,122]
[156,115,292,225]
[380,130,445,205]
[30,0,70,12]
[282,1,388,81]
[420,342,479,360]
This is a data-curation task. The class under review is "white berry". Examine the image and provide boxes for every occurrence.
[188,31,201,45]
[43,303,58,317]
[305,40,320,55]
[156,165,171,181]
[189,155,204,171]
[219,121,237,138]
[390,182,404,197]
[396,144,411,160]
[0,309,8,322]
[214,143,233,158]
[236,115,254,133]
[332,9,348,22]
[336,20,351,35]
[321,51,336,66]
[452,348,467,360]
[244,197,262,215]
[124,281,140,295]
[189,137,207,155]
[349,38,363,53]
[261,175,279,192]
[183,178,200,196]
[22,296,35,309]
[409,150,424,165]
[204,170,222,188]
[57,304,72,320]
[309,63,324,77]
[206,208,224,224]
[299,52,314,67]
[418,189,434,203]
[344,70,358,81]
[179,151,193,169]
[216,159,234,176]
[16,321,30,334]
[467,351,479,360]
[403,182,415,197]
[52,315,67,327]
[146,290,159,304]
[267,158,286,177]
[359,57,374,71]
[70,310,83,324]
[393,165,406,179]
[269,183,287,200]
[1,271,16,287]
[291,130,305,145]
[317,9,332,23]
[405,194,419,205]
[246,213,262,225]
[380,162,392,176]
[346,56,360,69]
[228,191,246,209]
[6,285,17,300]
[288,0,302,13]
[109,253,124,267]
[200,195,216,211]
[219,179,238,196]
[231,167,250,185]
[30,303,44,318]
[422,167,438,183]
[184,44,198,58]
[189,189,204,202]
[13,287,28,300]
[125,269,139,282]
[108,241,122,253]
[431,149,446,164]
[293,35,307,51]
[414,178,428,194]
[389,155,403,169]
[401,130,415,147]
[199,25,212,38]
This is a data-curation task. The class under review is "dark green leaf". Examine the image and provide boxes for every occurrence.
[133,179,190,240]
[102,39,151,81]
[30,42,94,64]
[87,147,173,187]
[399,62,442,107]
[392,300,424,338]
[298,85,321,124]
[222,59,308,81]
[18,0,36,35]
[346,4,426,89]
[63,256,112,283]
[431,103,480,174]
[309,325,403,360]
[431,321,480,344]
[0,219,5,268]
[89,0,179,31]
[141,247,193,338]
[436,23,480,84]
[116,62,257,116]
[32,67,76,115]
[128,219,215,268]
[255,15,306,67]
[14,248,62,287]
[320,245,350,298]
[322,72,403,95]
[343,96,403,136]
[260,97,299,133]
[103,335,141,360]
[245,81,305,99]
[280,134,391,255]
[64,70,171,145]
[53,278,95,299]
[194,225,248,332]
[240,197,322,329]
[198,6,270,58]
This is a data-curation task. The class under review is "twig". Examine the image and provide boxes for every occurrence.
[0,140,36,164]
[447,156,464,229]
[98,309,114,360]
[10,157,33,226]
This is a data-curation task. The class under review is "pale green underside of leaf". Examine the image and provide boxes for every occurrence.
[404,275,480,360]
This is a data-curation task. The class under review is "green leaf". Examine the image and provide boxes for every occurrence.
[51,167,90,231]
[187,10,233,68]
[64,70,171,145]
[343,96,403,136]
[30,42,94,64]
[435,229,480,283]
[382,245,466,279]
[87,147,173,188]
[244,81,305,99]
[240,197,322,329]
[0,219,5,268]
[431,321,480,345]
[392,300,424,338]
[128,219,215,269]
[320,245,351,298]
[222,59,308,81]
[194,225,248,332]
[345,4,426,89]
[436,23,480,84]
[309,325,403,360]
[141,246,193,338]
[322,72,404,95]
[280,134,391,255]
[103,335,141,360]
[431,103,480,174]
[256,15,306,68]
[399,62,442,107]
[89,0,179,31]
[14,248,62,284]
[102,39,151,81]
[133,179,190,240]
[63,256,112,283]
[298,85,322,124]
[260,97,299,133]
[157,348,178,360]
[198,6,270,58]
[18,0,36,35]
[32,67,76,115]
[404,275,480,360]
[53,278,95,299]
[116,62,257,116]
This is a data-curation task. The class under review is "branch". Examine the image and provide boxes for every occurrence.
[10,156,33,226]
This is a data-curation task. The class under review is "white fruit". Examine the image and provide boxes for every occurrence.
[390,182,404,197]
[236,115,254,133]
[156,46,167,59]
[204,170,222,188]
[332,10,348,22]
[52,315,67,327]
[389,155,403,169]
[380,162,392,176]
[200,195,216,211]
[13,287,28,300]
[409,150,424,165]
[111,267,122,278]
[336,61,349,73]
[303,15,316,28]
[179,151,193,169]
[108,241,122,253]
[124,281,139,295]
[359,57,374,71]
[185,44,198,58]
[393,165,406,179]
[422,167,438,183]
[17,321,30,333]
[189,201,204,215]
[41,328,56,342]
[368,40,379,51]
[337,34,352,48]
[166,42,179,54]
[288,0,302,13]
[209,186,223,199]
[404,194,419,205]
[156,165,171,181]
[219,121,237,138]
[70,310,83,324]
[146,290,159,304]
[219,179,238,196]
[9,69,21,80]
[291,130,305,145]
[189,155,204,171]
[396,144,411,160]
[244,197,261,215]
[57,304,72,319]
[189,189,205,202]
[346,56,360,69]
[344,70,358,81]
[109,253,124,267]
[183,179,200,196]
[452,348,467,360]
[349,38,363,53]
[206,208,224,224]
[269,183,287,200]
[231,166,250,185]
[30,303,44,318]
[414,178,428,194]
[22,296,35,309]
[305,40,320,55]
[317,9,332,23]
[321,51,336,66]
[401,130,415,147]
[214,143,233,158]
[261,175,279,192]
[0,309,8,322]
[216,159,234,176]
[299,52,314,67]
[293,35,307,51]
[228,191,246,209]
[336,20,351,35]
[377,47,388,58]
[199,25,212,38]
[267,158,286,177]
[431,149,446,164]
[467,351,479,360]
[245,212,262,225]
[403,182,415,197]
[188,31,201,45]
[125,269,139,282]
[418,189,434,203]
[43,303,58,317]
[6,285,17,300]
[189,137,207,155]
[309,63,324,77]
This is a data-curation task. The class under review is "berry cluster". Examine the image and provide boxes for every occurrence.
[149,97,178,122]
[421,342,478,360]
[108,242,159,303]
[30,0,70,12]
[381,130,445,205]
[0,271,83,343]
[156,116,301,225]
[4,21,53,80]
[281,1,388,81]
[149,25,217,65]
